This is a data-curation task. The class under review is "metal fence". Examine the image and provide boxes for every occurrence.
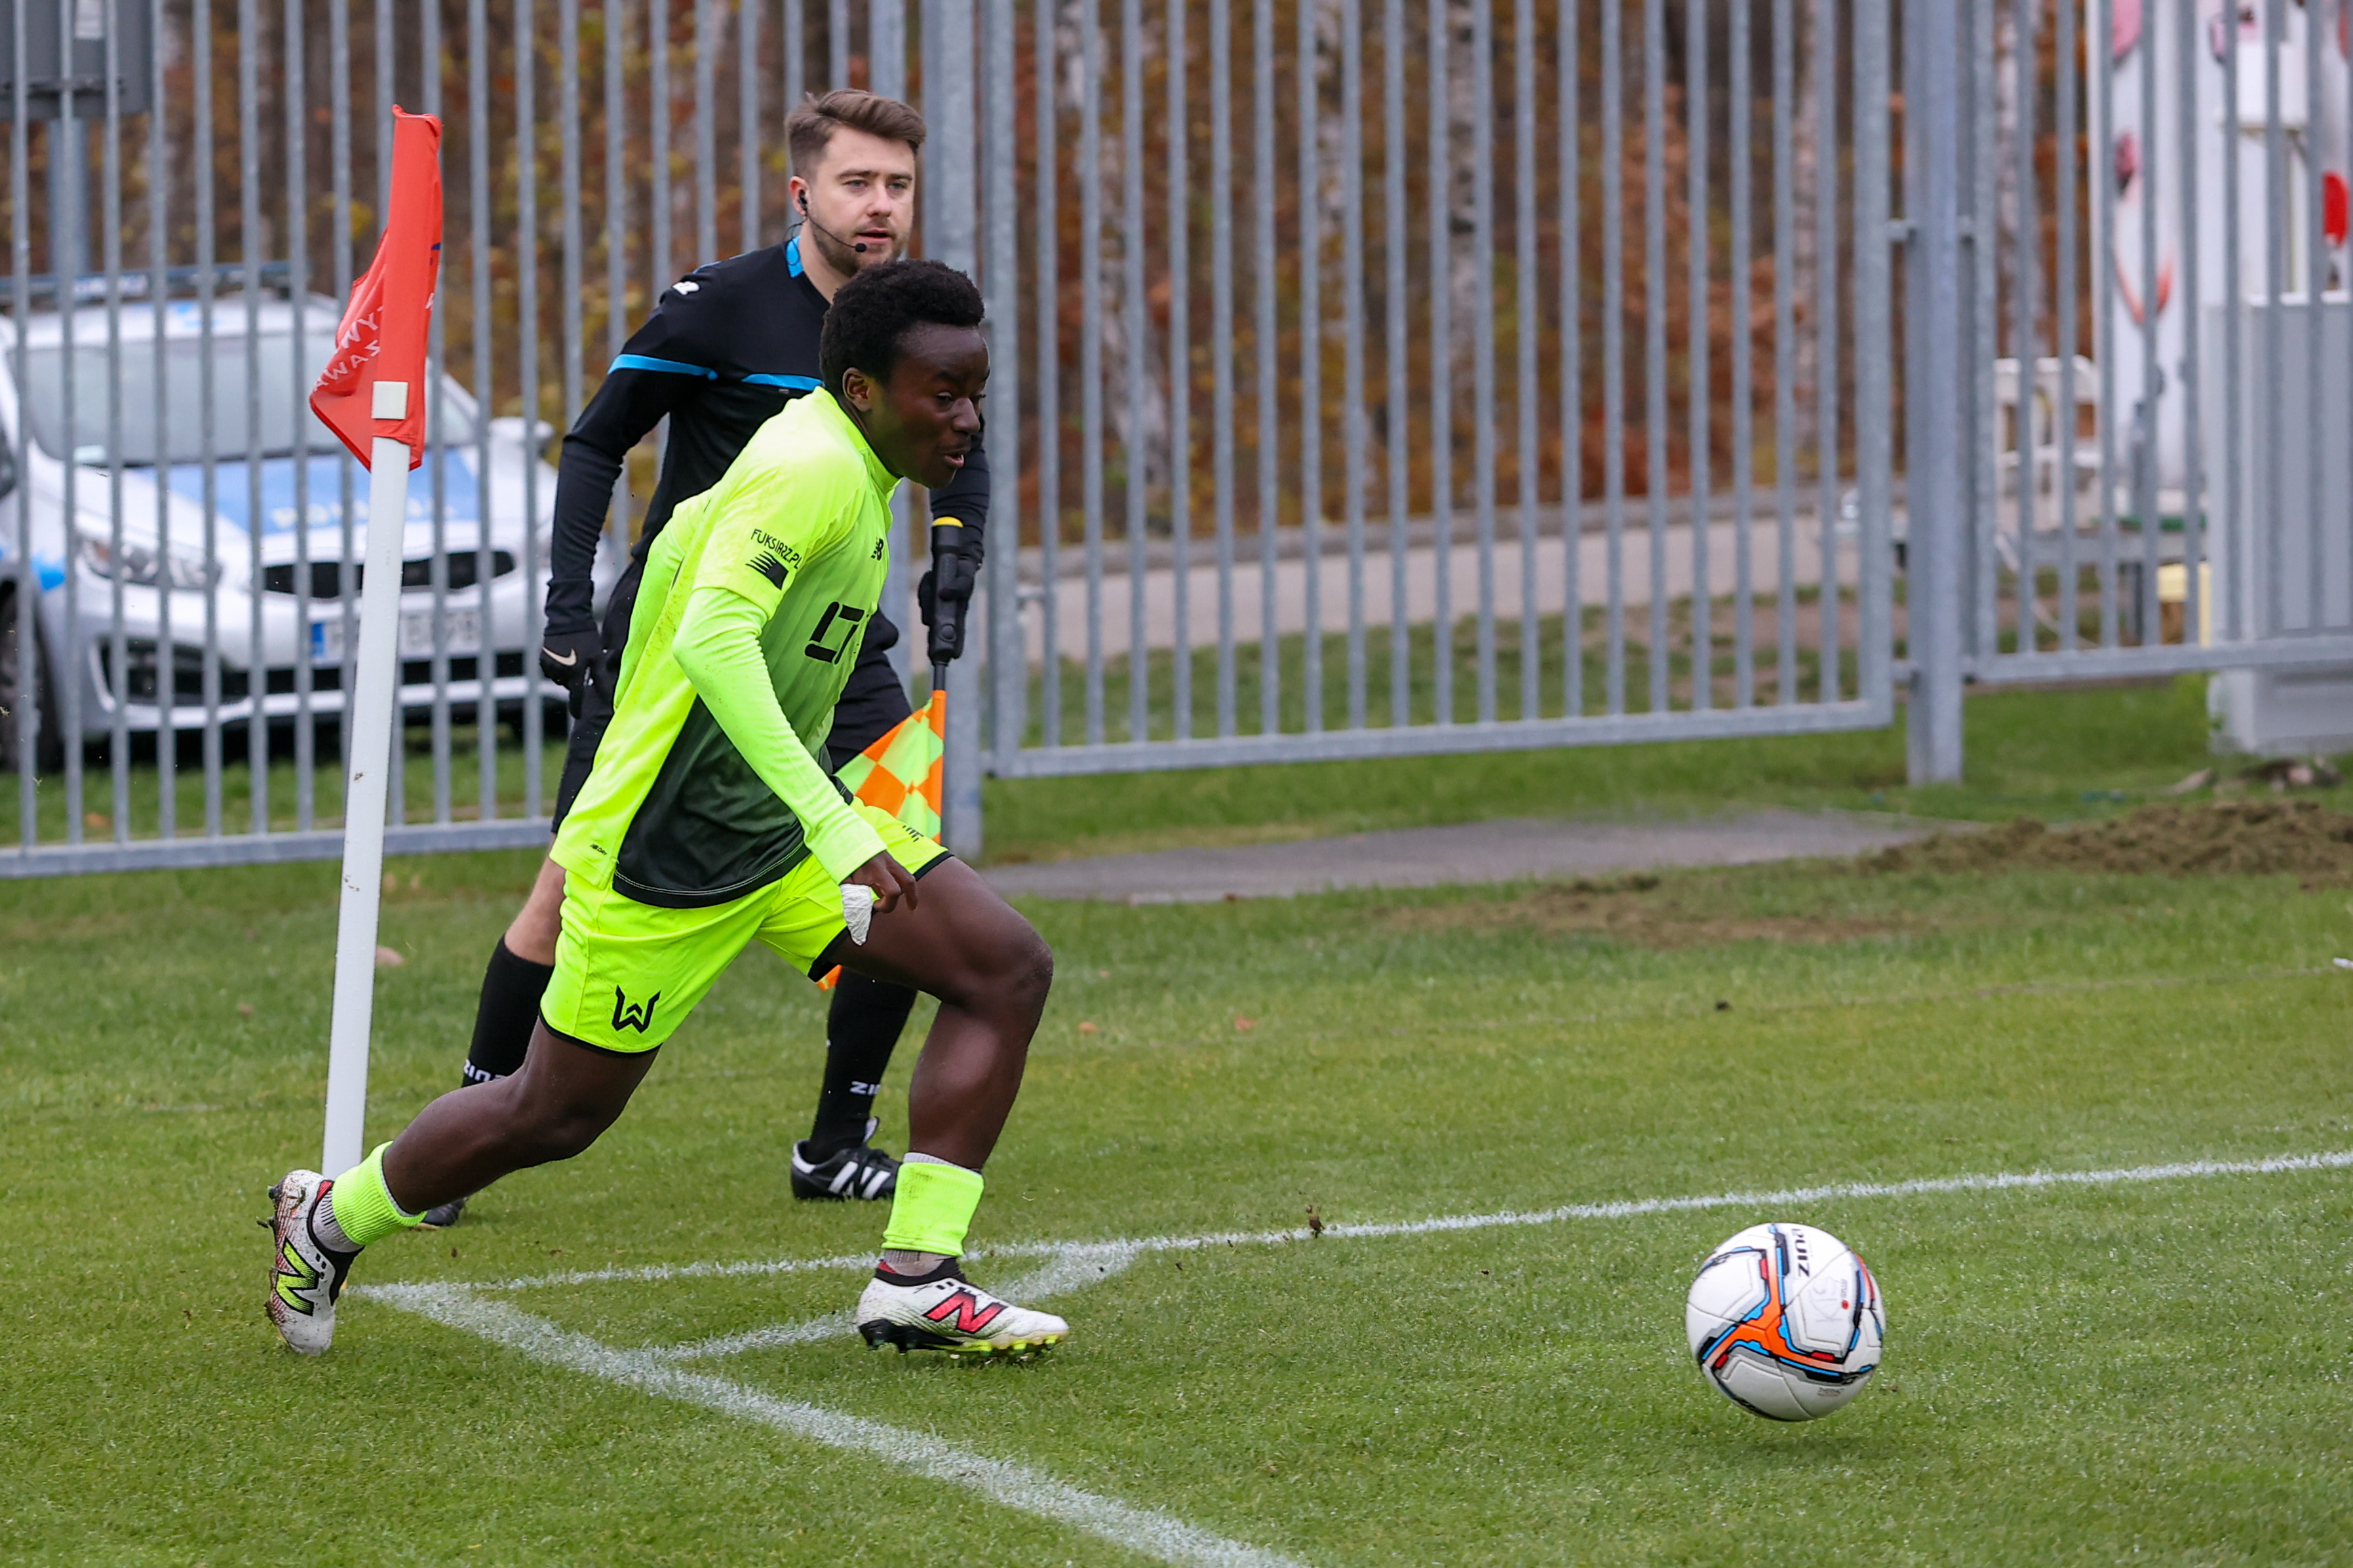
[977,0,1897,792]
[24,0,2353,879]
[1901,0,2353,779]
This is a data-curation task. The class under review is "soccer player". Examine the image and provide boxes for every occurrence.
[269,259,1067,1359]
[438,90,980,1225]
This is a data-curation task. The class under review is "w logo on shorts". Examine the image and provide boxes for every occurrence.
[612,985,661,1033]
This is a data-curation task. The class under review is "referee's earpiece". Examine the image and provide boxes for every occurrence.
[796,190,870,254]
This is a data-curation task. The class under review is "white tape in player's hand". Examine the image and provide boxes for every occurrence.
[840,883,875,946]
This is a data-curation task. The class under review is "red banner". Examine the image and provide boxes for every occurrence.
[310,108,442,470]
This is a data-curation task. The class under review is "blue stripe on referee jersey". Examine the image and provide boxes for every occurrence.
[744,373,821,391]
[610,353,720,379]
[786,237,804,277]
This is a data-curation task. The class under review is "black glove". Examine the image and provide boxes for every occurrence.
[918,521,982,664]
[537,625,602,717]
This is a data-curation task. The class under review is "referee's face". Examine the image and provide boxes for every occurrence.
[794,126,919,280]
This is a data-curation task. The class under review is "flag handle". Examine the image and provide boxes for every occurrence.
[321,428,416,1177]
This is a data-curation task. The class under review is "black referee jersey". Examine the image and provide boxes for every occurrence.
[543,235,990,699]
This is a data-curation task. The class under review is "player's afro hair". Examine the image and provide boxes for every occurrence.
[819,259,985,398]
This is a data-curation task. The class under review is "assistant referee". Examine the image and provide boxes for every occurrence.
[429,89,984,1223]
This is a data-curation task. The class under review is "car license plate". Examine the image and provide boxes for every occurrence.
[311,607,482,664]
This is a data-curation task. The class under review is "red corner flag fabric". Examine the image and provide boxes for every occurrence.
[310,108,443,470]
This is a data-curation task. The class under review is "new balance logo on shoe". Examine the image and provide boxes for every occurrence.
[612,986,660,1033]
[922,1289,1005,1336]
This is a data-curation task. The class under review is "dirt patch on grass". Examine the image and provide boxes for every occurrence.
[1374,874,1934,949]
[1861,799,2353,883]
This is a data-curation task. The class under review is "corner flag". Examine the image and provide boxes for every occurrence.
[814,690,946,991]
[310,108,442,470]
[315,107,442,1179]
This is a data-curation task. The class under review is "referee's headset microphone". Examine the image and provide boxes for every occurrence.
[797,193,872,255]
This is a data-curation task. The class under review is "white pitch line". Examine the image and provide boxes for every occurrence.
[466,1148,2353,1294]
[362,1283,1307,1568]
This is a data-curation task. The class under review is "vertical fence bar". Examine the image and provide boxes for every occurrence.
[1035,3,1060,748]
[2055,0,2080,652]
[2012,0,2038,656]
[981,0,1020,767]
[2137,0,2161,643]
[739,0,758,248]
[783,0,801,121]
[2305,0,2324,634]
[605,0,631,573]
[1257,0,1280,733]
[1642,0,1667,714]
[695,0,716,265]
[1427,0,1451,725]
[1511,0,1537,719]
[470,0,496,822]
[1601,0,1624,714]
[1298,0,1324,733]
[1770,0,1795,704]
[1730,0,1753,707]
[2093,0,2118,644]
[153,0,178,841]
[103,0,128,842]
[2175,0,2202,653]
[1814,0,1837,698]
[57,8,83,847]
[1384,0,1409,727]
[328,0,352,816]
[1169,0,1192,740]
[9,0,27,837]
[652,0,672,289]
[1213,0,1237,736]
[1970,0,1998,665]
[2263,0,2284,638]
[1853,0,1890,704]
[2219,0,2242,643]
[829,0,847,86]
[197,0,222,839]
[1342,0,1367,731]
[378,0,400,833]
[1684,0,1709,710]
[1079,0,1104,743]
[520,0,545,815]
[1469,0,1495,723]
[560,0,582,424]
[1561,0,1582,717]
[239,0,264,834]
[1905,0,1966,782]
[284,0,315,831]
[1120,0,1145,743]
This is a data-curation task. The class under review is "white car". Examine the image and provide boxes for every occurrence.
[0,274,610,767]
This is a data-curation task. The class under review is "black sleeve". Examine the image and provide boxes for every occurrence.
[541,273,729,635]
[926,418,990,556]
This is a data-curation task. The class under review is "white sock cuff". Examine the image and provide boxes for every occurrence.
[901,1151,981,1177]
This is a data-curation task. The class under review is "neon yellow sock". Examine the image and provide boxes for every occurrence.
[882,1157,984,1257]
[325,1143,425,1248]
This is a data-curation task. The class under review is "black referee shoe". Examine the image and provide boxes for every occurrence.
[790,1122,901,1201]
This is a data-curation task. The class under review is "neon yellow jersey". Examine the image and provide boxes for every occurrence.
[554,390,897,908]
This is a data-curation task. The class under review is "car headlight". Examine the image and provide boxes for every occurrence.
[76,530,222,592]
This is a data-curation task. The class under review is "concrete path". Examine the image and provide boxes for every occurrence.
[982,809,1941,905]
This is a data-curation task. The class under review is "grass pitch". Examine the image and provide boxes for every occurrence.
[7,687,2353,1565]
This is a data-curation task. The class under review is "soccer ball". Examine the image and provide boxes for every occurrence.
[1685,1222,1884,1421]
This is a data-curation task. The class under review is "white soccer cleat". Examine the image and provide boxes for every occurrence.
[265,1169,356,1356]
[855,1260,1070,1358]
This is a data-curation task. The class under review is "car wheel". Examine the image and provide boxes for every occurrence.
[0,587,62,774]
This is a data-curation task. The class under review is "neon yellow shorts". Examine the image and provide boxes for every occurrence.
[541,802,950,1054]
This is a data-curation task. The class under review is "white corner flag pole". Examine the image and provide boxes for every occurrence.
[320,385,417,1177]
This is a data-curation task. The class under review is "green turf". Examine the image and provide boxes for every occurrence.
[5,823,2352,1563]
[982,675,2252,864]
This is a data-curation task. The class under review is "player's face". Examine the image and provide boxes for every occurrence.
[792,127,918,276]
[845,322,988,489]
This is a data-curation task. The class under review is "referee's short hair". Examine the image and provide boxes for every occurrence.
[820,259,984,397]
[787,90,927,170]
